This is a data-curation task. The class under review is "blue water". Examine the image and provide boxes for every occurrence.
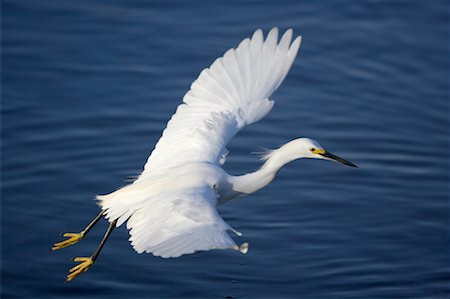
[2,0,449,298]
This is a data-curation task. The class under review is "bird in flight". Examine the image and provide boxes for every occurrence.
[52,27,356,282]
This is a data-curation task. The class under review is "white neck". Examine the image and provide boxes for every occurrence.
[227,140,305,198]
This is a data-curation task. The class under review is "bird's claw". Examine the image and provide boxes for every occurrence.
[66,257,93,282]
[52,232,84,250]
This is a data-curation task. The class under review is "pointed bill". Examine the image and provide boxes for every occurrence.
[319,150,357,167]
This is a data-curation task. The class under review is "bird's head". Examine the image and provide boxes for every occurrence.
[287,138,357,167]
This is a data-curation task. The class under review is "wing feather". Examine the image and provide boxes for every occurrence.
[135,28,301,182]
[126,186,239,258]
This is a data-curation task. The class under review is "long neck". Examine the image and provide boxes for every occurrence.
[228,142,300,196]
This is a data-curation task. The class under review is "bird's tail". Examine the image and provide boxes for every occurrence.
[96,179,160,227]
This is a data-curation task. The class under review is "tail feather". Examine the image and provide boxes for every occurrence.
[96,179,161,226]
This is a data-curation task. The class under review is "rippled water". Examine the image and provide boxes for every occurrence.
[2,1,449,298]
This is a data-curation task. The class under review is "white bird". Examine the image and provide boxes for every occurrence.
[52,27,356,282]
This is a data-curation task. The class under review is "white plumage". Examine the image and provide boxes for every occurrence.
[98,28,302,258]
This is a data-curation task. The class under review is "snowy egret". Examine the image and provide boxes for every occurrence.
[52,27,356,282]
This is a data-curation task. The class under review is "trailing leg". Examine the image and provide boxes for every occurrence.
[66,219,117,282]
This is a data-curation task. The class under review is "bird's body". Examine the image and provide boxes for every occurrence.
[53,28,356,281]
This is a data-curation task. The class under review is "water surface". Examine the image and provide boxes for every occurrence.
[2,0,449,298]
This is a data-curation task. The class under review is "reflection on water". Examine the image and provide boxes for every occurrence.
[2,1,449,298]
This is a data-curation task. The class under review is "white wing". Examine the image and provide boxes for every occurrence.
[125,186,244,258]
[135,28,301,182]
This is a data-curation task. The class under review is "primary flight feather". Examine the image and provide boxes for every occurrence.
[52,28,356,282]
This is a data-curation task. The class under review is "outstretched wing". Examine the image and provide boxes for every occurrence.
[135,28,301,182]
[125,186,246,258]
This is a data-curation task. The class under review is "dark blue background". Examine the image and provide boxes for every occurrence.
[2,0,449,298]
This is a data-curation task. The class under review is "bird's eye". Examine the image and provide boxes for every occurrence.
[310,147,316,152]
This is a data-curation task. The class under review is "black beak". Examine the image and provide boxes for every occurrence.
[319,150,357,167]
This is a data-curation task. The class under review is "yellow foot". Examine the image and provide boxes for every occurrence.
[66,257,94,282]
[52,232,84,250]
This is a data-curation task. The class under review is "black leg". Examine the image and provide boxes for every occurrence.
[82,210,105,236]
[92,219,117,262]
